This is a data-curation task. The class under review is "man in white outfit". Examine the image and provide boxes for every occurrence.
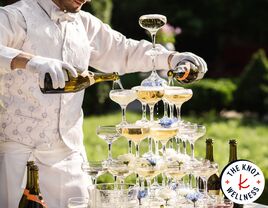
[0,0,207,207]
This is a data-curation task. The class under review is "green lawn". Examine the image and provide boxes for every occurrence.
[83,111,268,204]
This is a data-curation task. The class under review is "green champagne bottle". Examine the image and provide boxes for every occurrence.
[40,70,120,94]
[199,139,221,195]
[227,139,244,208]
[167,60,206,84]
[205,139,221,195]
[18,161,35,208]
[27,165,47,208]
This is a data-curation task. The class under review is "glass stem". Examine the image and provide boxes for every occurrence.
[141,103,147,121]
[191,142,195,159]
[163,101,168,118]
[154,140,159,156]
[176,105,182,122]
[128,140,132,154]
[162,144,167,158]
[176,137,181,153]
[108,142,112,160]
[183,140,187,155]
[169,104,174,119]
[189,174,193,188]
[151,32,157,70]
[92,177,97,185]
[151,32,156,49]
[149,104,155,122]
[121,105,127,124]
[147,179,152,197]
[203,178,208,197]
[148,137,153,153]
[135,143,140,158]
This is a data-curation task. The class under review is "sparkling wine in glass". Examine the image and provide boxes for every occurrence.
[135,157,166,197]
[150,124,178,156]
[109,89,137,126]
[96,125,121,162]
[108,159,131,183]
[139,14,167,87]
[120,124,150,157]
[164,86,193,121]
[132,86,164,123]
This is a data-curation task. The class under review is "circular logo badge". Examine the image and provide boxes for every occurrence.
[221,160,265,204]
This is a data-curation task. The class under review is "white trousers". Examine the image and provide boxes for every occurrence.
[0,142,90,208]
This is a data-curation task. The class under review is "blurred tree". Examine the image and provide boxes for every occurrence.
[234,49,268,117]
[82,0,113,24]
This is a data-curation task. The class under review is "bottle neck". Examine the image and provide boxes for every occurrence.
[30,169,40,195]
[229,143,238,162]
[205,142,214,162]
[26,165,32,190]
[93,72,119,84]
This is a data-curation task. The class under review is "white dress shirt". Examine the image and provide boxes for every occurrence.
[0,0,171,150]
[0,0,172,207]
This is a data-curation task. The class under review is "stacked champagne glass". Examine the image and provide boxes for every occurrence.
[79,14,232,208]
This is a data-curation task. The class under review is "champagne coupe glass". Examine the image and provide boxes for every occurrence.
[81,160,106,184]
[132,86,164,154]
[188,124,206,160]
[165,161,188,185]
[96,125,121,162]
[108,159,131,184]
[120,124,150,157]
[135,157,165,197]
[139,14,167,87]
[132,86,164,123]
[164,86,193,122]
[94,183,139,208]
[163,86,183,119]
[67,197,89,208]
[150,124,178,157]
[109,89,137,126]
[198,160,218,201]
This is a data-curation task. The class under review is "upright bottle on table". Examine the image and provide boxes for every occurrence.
[205,138,221,195]
[226,139,244,208]
[27,165,47,208]
[18,161,35,208]
[199,139,221,195]
[41,70,120,94]
[167,60,206,84]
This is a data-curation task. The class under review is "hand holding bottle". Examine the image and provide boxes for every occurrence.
[25,56,83,89]
[168,52,208,84]
[170,52,208,73]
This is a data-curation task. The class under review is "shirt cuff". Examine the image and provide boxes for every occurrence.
[155,50,175,70]
[0,46,21,72]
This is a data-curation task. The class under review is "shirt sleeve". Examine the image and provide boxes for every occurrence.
[0,6,27,73]
[83,13,172,75]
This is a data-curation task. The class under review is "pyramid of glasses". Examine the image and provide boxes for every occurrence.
[81,14,231,208]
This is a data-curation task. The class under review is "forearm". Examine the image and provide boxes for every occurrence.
[10,52,33,70]
[0,44,33,73]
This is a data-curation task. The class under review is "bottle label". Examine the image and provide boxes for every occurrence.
[23,189,29,196]
[27,194,48,208]
[176,62,191,81]
[178,69,190,81]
